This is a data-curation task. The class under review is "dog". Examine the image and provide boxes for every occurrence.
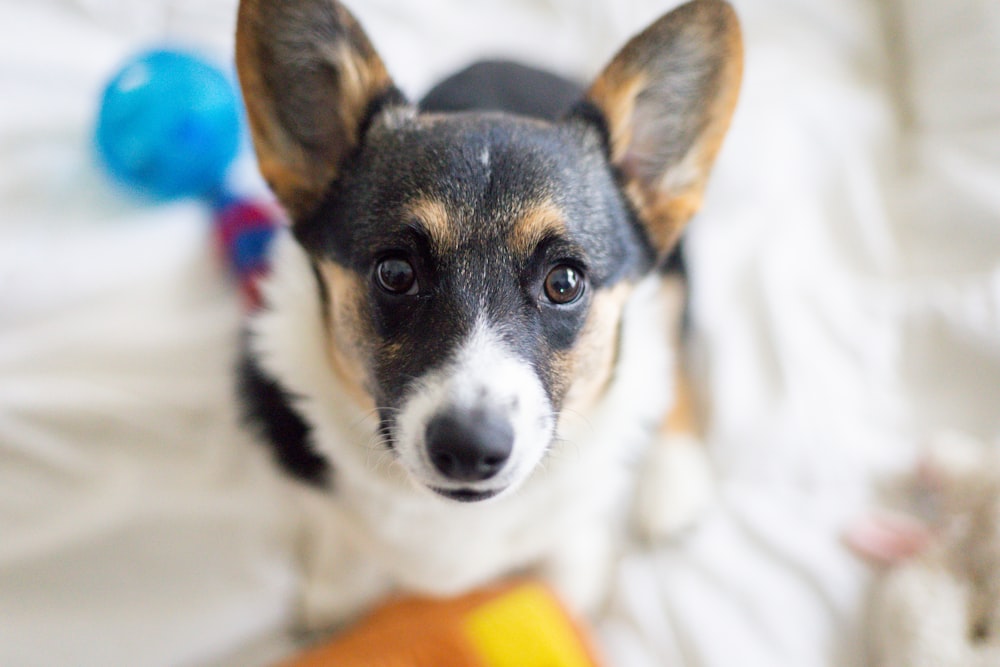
[234,0,742,630]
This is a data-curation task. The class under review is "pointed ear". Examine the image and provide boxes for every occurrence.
[236,0,405,220]
[583,0,742,260]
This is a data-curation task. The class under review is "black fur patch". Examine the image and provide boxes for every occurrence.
[564,98,613,160]
[358,85,408,144]
[420,60,582,121]
[237,348,331,487]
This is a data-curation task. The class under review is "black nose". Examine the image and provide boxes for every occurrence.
[425,409,514,482]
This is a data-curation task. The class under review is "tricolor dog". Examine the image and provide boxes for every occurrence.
[235,0,742,628]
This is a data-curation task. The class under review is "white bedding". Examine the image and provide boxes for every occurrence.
[2,0,999,665]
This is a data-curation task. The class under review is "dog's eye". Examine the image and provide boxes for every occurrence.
[543,265,584,305]
[375,257,418,295]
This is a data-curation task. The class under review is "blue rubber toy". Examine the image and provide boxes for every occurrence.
[94,48,242,200]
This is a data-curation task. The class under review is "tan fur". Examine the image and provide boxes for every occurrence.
[645,16,744,251]
[236,0,395,220]
[235,13,320,220]
[558,283,632,419]
[509,201,568,257]
[317,261,376,411]
[323,40,392,143]
[662,370,699,436]
[407,198,456,252]
[622,180,706,254]
[587,71,647,167]
[586,0,743,259]
[658,276,700,437]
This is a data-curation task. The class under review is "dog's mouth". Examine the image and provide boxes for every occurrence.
[431,487,502,503]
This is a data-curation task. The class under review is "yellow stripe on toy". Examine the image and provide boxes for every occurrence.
[465,584,596,667]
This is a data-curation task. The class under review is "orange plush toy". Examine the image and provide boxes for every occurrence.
[279,581,603,667]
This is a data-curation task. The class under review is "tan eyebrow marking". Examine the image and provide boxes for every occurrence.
[406,197,455,251]
[510,200,568,256]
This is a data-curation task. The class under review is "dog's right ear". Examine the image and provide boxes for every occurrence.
[236,0,404,221]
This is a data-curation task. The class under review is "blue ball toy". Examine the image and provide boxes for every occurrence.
[95,48,242,200]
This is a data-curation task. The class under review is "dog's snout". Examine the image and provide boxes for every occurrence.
[425,409,513,482]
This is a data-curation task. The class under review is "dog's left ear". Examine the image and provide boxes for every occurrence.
[580,0,743,261]
[235,0,403,221]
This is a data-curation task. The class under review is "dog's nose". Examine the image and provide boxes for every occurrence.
[425,409,514,482]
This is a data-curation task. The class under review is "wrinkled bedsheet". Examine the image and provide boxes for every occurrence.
[2,0,998,665]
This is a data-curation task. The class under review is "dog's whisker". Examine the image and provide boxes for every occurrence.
[544,437,582,464]
[558,408,594,434]
[350,405,401,431]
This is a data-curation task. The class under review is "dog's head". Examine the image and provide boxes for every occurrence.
[236,0,741,502]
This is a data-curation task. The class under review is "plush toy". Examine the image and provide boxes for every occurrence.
[279,581,603,667]
[212,193,283,308]
[846,432,1000,666]
[94,47,282,308]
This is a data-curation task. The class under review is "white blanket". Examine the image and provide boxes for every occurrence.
[2,0,998,665]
